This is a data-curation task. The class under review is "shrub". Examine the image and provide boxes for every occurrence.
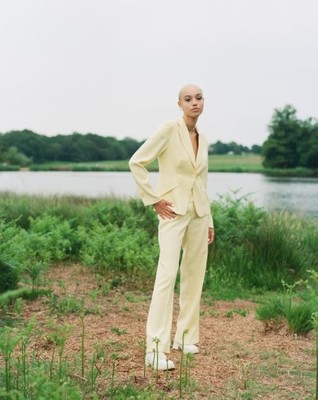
[0,260,18,293]
[80,223,158,281]
[128,199,158,239]
[27,214,74,261]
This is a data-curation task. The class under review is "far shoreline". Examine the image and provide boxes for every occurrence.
[1,153,318,178]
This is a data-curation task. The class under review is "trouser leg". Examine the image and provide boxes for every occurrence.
[174,204,209,345]
[146,213,189,353]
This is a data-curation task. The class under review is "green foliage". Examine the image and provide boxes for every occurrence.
[106,384,164,399]
[128,198,158,238]
[209,140,256,155]
[49,294,85,315]
[263,105,318,169]
[0,129,141,163]
[0,260,18,293]
[206,193,318,292]
[286,302,315,334]
[0,128,263,167]
[25,214,74,262]
[206,193,265,291]
[0,288,32,307]
[225,308,249,318]
[0,193,317,296]
[80,222,158,280]
[256,273,318,335]
[0,163,19,171]
[0,146,32,166]
[256,296,316,335]
[255,295,289,322]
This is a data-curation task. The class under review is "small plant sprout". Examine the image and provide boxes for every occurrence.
[311,312,318,400]
[0,327,21,393]
[282,278,308,310]
[153,337,160,383]
[138,339,146,379]
[179,329,189,399]
[110,353,118,400]
[80,314,85,378]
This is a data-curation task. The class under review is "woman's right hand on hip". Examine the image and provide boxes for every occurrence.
[153,199,177,220]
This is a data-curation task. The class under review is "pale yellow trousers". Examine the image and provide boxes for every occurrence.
[146,201,210,353]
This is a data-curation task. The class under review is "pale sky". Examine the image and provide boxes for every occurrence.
[1,0,317,146]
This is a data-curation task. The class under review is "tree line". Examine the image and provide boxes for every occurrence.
[1,105,317,169]
[0,130,260,166]
[209,141,262,155]
[0,131,141,165]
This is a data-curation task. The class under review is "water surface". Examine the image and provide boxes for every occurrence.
[1,171,317,220]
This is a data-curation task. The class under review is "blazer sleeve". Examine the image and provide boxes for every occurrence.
[129,121,173,206]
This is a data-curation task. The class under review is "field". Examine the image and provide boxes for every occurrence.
[30,154,263,173]
[208,154,263,172]
[7,154,316,176]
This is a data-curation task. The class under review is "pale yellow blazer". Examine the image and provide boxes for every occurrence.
[129,118,213,228]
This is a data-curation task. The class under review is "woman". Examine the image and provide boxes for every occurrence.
[129,84,214,370]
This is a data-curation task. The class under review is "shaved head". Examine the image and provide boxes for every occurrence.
[178,84,203,100]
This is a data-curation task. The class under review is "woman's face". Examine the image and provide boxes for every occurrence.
[178,85,204,118]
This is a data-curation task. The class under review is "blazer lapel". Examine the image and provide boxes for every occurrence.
[178,118,196,167]
[195,128,204,170]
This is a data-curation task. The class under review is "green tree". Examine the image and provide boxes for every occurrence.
[209,140,229,154]
[251,144,262,154]
[295,117,318,169]
[2,146,32,166]
[262,105,302,168]
[0,130,48,163]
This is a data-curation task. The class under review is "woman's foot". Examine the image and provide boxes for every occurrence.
[145,352,175,370]
[172,342,199,354]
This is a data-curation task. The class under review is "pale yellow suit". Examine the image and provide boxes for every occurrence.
[129,118,213,353]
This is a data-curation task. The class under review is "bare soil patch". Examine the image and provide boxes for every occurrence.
[22,264,316,399]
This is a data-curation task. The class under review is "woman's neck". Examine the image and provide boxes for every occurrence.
[183,115,198,134]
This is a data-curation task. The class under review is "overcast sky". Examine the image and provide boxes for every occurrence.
[1,0,317,146]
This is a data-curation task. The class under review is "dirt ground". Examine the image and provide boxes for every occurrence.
[22,264,316,399]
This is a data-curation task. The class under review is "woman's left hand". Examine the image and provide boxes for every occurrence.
[208,228,214,244]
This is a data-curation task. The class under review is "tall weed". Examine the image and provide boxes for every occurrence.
[207,194,318,292]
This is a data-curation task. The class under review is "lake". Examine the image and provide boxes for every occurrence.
[1,171,318,220]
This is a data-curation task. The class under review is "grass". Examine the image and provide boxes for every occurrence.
[208,154,263,172]
[255,275,318,335]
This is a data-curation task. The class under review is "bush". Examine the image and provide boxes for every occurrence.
[26,214,74,261]
[0,260,18,293]
[80,223,158,281]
